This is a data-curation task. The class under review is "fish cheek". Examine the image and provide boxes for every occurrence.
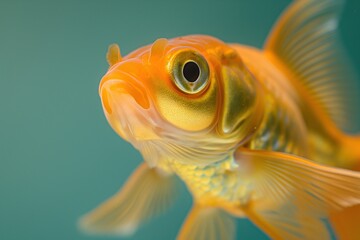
[153,79,218,132]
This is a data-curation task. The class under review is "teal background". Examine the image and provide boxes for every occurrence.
[1,0,359,239]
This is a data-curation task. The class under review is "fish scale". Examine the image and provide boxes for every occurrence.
[248,94,306,157]
[235,46,308,158]
[169,158,248,204]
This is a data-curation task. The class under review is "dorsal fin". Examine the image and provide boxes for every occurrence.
[265,0,359,132]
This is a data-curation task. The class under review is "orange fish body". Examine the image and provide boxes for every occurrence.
[80,0,360,239]
[235,44,360,169]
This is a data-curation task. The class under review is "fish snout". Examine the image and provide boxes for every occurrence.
[98,65,159,142]
[99,70,150,115]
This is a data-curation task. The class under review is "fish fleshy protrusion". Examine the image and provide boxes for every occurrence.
[149,38,168,63]
[106,43,122,67]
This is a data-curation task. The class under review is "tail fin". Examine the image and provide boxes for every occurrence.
[330,205,360,240]
[329,135,360,239]
[340,135,360,171]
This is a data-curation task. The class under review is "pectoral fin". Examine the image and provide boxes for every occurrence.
[236,148,360,210]
[177,205,235,240]
[235,148,360,239]
[79,163,177,236]
[329,204,360,240]
[242,198,330,240]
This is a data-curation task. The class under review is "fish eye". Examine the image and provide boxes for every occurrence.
[169,51,209,94]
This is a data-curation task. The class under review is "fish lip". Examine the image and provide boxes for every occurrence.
[99,72,150,110]
[99,75,161,143]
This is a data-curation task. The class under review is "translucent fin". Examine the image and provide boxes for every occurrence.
[177,205,235,240]
[79,163,177,236]
[265,0,359,132]
[106,44,122,67]
[236,149,360,211]
[235,148,360,238]
[243,197,331,240]
[329,136,360,239]
[329,204,360,240]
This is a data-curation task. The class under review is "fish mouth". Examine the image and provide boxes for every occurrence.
[99,71,150,112]
[99,73,159,142]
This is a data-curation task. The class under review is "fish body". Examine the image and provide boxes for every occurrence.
[167,44,310,210]
[235,45,347,166]
[81,0,360,239]
[236,46,307,156]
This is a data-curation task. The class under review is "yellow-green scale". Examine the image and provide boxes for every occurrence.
[168,158,251,206]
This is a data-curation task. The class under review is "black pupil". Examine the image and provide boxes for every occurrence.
[183,61,200,82]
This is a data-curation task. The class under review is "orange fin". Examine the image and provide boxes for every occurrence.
[242,199,330,240]
[329,204,360,240]
[341,135,360,170]
[330,135,360,239]
[235,148,360,238]
[177,205,235,240]
[265,0,360,132]
[79,163,177,236]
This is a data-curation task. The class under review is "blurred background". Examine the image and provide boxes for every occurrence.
[1,0,359,239]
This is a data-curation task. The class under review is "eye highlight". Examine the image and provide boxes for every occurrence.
[169,51,209,94]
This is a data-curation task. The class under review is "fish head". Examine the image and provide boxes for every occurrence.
[99,35,264,166]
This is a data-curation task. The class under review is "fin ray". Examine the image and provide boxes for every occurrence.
[235,148,360,211]
[235,148,360,238]
[177,205,235,240]
[329,204,360,240]
[244,200,331,240]
[265,0,359,132]
[79,163,177,236]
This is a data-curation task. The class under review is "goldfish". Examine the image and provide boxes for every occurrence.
[80,0,360,239]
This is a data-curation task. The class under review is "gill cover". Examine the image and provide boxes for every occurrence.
[218,48,264,141]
